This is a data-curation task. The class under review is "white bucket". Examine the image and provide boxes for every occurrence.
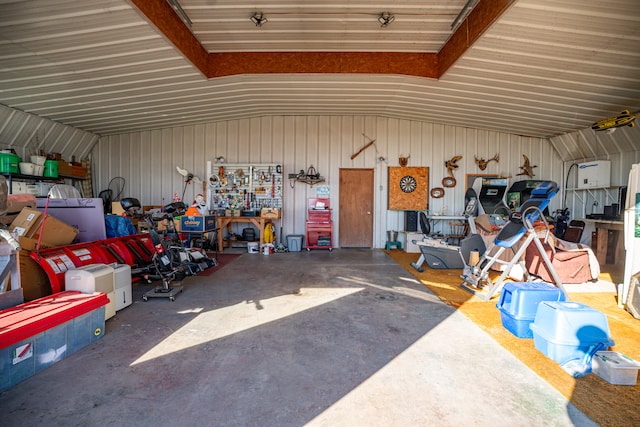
[261,243,274,255]
[30,155,47,166]
[19,162,35,175]
[247,242,259,253]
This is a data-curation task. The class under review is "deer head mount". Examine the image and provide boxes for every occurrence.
[475,154,499,171]
[399,154,410,167]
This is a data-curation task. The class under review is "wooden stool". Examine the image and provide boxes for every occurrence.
[385,241,402,250]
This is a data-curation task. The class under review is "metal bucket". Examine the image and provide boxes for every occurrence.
[387,230,398,242]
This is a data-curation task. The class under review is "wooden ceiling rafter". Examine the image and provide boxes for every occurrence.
[129,0,515,79]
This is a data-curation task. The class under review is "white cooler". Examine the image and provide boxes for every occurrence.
[109,263,132,311]
[65,264,116,320]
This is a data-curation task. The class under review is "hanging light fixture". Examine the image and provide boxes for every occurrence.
[250,12,268,27]
[378,12,395,27]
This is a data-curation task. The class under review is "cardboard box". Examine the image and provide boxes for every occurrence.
[111,201,126,216]
[2,194,37,226]
[32,214,78,247]
[10,208,43,237]
[16,250,52,302]
[260,208,281,219]
[180,215,216,232]
[18,236,52,252]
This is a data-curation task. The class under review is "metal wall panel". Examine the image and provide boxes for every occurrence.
[550,126,640,164]
[95,115,563,248]
[0,104,98,167]
[554,125,640,220]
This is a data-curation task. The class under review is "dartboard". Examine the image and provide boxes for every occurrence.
[399,175,417,193]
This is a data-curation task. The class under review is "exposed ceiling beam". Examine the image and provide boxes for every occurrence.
[129,0,209,74]
[207,52,439,78]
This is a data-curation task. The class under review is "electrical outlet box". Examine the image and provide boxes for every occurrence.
[577,160,611,189]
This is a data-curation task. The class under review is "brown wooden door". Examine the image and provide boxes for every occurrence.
[339,168,374,248]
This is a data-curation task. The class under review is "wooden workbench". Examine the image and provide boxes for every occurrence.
[586,219,625,265]
[216,216,272,253]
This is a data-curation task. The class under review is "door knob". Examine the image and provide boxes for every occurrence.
[367,211,371,215]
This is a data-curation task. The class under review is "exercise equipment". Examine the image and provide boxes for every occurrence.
[475,177,510,216]
[410,201,479,272]
[460,181,567,301]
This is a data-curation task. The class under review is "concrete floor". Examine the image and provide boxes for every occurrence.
[0,249,597,427]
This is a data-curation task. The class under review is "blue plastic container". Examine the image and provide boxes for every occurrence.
[287,235,304,252]
[529,301,614,364]
[497,282,566,338]
[0,291,107,392]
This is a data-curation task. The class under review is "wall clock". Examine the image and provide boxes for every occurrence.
[399,175,417,193]
[388,166,429,210]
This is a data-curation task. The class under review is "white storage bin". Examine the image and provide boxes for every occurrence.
[404,232,423,253]
[65,264,116,320]
[592,351,640,385]
[110,263,132,311]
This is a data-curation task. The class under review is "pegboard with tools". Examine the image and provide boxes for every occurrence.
[205,162,283,213]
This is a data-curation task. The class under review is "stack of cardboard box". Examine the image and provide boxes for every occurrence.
[1,193,37,226]
[9,207,79,301]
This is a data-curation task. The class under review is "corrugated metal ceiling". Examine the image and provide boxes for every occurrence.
[0,0,639,145]
[185,0,468,53]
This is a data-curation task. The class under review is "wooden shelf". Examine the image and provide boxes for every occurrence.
[58,173,89,180]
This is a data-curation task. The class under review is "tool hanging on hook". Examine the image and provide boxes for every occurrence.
[351,133,376,160]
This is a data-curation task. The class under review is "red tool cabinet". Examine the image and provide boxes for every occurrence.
[306,198,333,251]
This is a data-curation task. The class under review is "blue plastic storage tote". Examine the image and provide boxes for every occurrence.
[529,301,614,364]
[497,282,566,338]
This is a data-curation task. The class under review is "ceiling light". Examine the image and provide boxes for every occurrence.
[250,12,268,27]
[378,12,395,27]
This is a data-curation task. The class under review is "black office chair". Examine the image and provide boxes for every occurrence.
[419,211,431,236]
